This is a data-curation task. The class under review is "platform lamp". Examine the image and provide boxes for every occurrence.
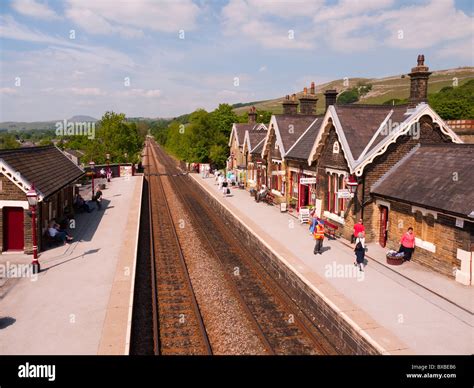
[106,153,111,182]
[26,184,40,274]
[346,174,359,196]
[89,160,96,200]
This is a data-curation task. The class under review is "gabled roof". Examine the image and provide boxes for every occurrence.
[262,114,318,160]
[250,138,265,155]
[333,104,409,160]
[308,103,463,175]
[242,124,268,153]
[0,145,85,201]
[285,116,324,160]
[371,144,474,219]
[228,123,265,147]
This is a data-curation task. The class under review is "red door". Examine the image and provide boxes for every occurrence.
[379,206,388,248]
[3,207,24,251]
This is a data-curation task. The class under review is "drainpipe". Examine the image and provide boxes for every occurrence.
[360,174,366,221]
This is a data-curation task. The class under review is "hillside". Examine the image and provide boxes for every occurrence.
[0,115,98,132]
[233,67,474,115]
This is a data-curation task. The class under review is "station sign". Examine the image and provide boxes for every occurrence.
[337,189,353,199]
[300,177,317,185]
[271,170,286,176]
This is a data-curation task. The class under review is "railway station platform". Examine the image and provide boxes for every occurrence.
[190,173,473,355]
[0,175,143,355]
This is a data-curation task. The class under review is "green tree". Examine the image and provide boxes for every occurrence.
[429,79,474,120]
[0,133,20,149]
[337,89,359,104]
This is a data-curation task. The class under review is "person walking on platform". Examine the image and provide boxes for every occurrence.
[354,232,366,271]
[309,209,318,235]
[222,179,229,196]
[94,188,103,210]
[352,218,365,244]
[313,222,325,254]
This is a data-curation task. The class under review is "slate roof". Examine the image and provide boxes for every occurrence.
[274,115,318,154]
[371,144,474,218]
[0,145,85,199]
[334,104,410,160]
[233,123,262,146]
[251,139,265,155]
[247,130,267,151]
[286,116,324,160]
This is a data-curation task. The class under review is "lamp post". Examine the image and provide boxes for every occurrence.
[106,153,110,182]
[89,160,95,200]
[346,174,359,196]
[26,184,39,274]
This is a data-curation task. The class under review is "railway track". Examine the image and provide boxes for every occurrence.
[145,142,212,355]
[149,139,339,355]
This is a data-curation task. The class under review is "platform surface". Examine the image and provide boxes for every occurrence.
[0,176,142,355]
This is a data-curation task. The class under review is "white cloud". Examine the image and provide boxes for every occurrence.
[65,0,200,37]
[221,0,473,54]
[380,0,473,49]
[436,39,474,62]
[0,87,18,95]
[0,15,64,44]
[0,16,136,70]
[11,0,60,20]
[70,87,106,96]
[118,89,161,98]
[222,0,319,49]
[313,0,394,22]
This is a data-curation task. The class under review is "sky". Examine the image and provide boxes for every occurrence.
[0,0,473,121]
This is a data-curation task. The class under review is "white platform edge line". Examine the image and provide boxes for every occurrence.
[190,174,390,355]
[124,175,144,355]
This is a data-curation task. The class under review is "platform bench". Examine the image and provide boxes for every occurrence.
[323,220,338,238]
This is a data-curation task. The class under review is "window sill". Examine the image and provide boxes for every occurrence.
[323,211,345,225]
[415,237,436,253]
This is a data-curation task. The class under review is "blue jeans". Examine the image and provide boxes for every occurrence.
[54,231,67,243]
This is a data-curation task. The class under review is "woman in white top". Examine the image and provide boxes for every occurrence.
[354,232,366,271]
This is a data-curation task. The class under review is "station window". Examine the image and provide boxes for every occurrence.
[327,173,345,215]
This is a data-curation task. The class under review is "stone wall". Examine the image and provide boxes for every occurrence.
[383,200,473,278]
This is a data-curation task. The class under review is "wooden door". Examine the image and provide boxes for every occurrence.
[3,207,24,251]
[379,206,388,247]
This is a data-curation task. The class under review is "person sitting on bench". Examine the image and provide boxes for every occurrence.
[74,193,92,213]
[48,221,73,244]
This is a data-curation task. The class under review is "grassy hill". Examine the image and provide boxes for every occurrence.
[233,67,474,115]
[0,115,98,132]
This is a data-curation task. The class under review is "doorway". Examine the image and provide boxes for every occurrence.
[3,207,24,251]
[379,205,389,247]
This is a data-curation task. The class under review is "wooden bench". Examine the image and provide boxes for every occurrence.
[323,219,338,238]
[43,230,61,248]
[263,192,275,205]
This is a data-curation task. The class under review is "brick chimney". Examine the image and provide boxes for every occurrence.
[282,93,298,115]
[408,54,432,108]
[299,82,318,115]
[324,89,338,112]
[248,106,257,124]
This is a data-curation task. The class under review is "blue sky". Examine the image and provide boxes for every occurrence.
[0,0,473,121]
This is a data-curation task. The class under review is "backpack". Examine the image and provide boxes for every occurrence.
[355,240,363,251]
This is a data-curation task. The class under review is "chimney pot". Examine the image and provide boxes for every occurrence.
[408,54,431,108]
[248,105,257,124]
[282,93,299,115]
[324,89,338,112]
[310,82,315,95]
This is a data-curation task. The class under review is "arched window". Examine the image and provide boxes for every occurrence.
[333,141,340,154]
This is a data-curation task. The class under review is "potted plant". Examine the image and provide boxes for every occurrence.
[386,250,405,265]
